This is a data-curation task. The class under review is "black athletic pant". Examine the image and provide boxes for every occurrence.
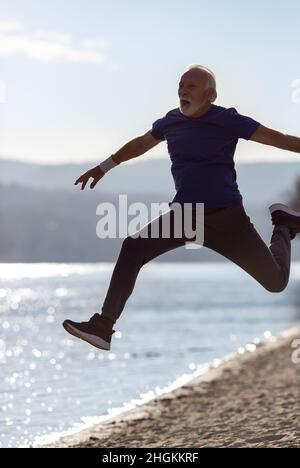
[101,203,291,323]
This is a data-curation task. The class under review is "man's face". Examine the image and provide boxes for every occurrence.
[178,71,211,117]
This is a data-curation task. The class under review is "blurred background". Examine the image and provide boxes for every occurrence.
[1,0,300,262]
[1,0,300,448]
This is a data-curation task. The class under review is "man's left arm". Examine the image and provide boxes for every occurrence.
[250,124,300,153]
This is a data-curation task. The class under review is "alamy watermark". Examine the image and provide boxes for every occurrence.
[95,195,205,250]
[291,338,300,364]
[0,80,7,104]
[291,79,300,104]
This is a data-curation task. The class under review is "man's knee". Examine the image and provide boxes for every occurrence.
[264,282,287,293]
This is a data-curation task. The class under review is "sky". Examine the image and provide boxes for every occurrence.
[0,0,300,165]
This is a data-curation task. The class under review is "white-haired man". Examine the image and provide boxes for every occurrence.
[63,64,300,351]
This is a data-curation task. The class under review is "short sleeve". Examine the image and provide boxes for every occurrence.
[150,117,166,141]
[223,107,261,140]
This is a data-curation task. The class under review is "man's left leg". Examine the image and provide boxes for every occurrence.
[203,204,291,293]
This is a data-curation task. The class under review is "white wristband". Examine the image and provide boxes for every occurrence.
[99,155,119,173]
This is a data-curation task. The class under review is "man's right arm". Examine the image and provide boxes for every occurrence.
[111,131,164,164]
[74,131,163,190]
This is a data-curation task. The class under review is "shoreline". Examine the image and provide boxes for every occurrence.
[43,328,300,448]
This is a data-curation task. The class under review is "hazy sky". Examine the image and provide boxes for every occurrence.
[0,0,300,165]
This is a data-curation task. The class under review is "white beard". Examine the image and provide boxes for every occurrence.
[179,102,202,117]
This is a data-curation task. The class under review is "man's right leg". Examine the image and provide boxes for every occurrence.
[63,208,188,349]
[101,208,187,325]
[63,205,214,349]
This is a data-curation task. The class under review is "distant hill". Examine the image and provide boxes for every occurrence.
[0,183,231,262]
[0,158,300,262]
[1,157,300,205]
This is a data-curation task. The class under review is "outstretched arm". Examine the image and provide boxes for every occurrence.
[75,131,163,190]
[250,124,300,153]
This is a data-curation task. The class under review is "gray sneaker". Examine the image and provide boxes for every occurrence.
[269,203,300,240]
[63,313,115,351]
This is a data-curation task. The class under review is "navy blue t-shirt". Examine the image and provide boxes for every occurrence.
[150,104,261,208]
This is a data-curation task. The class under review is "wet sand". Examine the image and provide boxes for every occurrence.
[46,329,300,448]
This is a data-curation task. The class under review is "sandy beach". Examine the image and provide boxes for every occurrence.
[46,329,300,448]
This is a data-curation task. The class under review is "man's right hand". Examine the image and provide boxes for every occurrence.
[75,165,105,190]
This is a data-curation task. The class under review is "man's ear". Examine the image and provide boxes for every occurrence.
[212,90,217,102]
[206,87,217,103]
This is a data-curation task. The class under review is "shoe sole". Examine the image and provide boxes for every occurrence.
[269,203,300,218]
[63,322,111,351]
